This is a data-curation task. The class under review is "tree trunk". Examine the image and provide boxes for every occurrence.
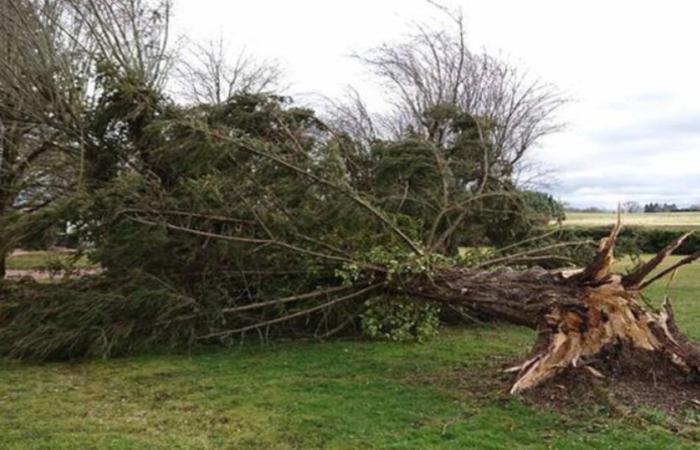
[0,198,9,281]
[0,250,5,280]
[404,225,700,394]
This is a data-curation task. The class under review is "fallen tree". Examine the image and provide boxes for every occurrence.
[4,0,700,400]
[124,212,700,394]
[3,88,698,395]
[5,213,698,398]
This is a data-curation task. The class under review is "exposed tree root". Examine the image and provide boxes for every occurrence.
[521,343,700,417]
[409,222,700,394]
[508,287,700,394]
[509,223,700,394]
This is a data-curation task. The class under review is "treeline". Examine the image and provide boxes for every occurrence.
[567,203,700,214]
[643,203,700,213]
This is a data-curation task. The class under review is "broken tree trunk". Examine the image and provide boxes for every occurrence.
[404,224,700,394]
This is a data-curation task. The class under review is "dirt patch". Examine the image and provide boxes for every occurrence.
[517,345,700,416]
[407,345,700,421]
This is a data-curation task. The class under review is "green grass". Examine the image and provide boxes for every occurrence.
[5,250,93,271]
[564,211,700,229]
[1,255,700,449]
[616,254,700,340]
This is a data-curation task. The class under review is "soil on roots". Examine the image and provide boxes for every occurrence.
[516,344,700,415]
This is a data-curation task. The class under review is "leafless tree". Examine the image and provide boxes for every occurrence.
[331,4,565,179]
[66,0,173,91]
[175,37,283,105]
[622,201,643,214]
[325,87,379,146]
[0,0,173,278]
[325,5,566,254]
[0,0,86,277]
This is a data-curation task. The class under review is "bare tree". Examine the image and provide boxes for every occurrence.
[176,37,283,105]
[332,4,564,178]
[0,0,174,278]
[0,0,88,277]
[65,0,173,91]
[622,201,643,214]
[324,4,567,253]
[325,87,379,146]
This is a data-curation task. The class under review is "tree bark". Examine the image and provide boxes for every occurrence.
[404,225,700,393]
[0,250,5,280]
[0,252,7,282]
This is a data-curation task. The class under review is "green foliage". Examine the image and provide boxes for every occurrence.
[361,295,441,342]
[0,200,77,258]
[372,138,443,222]
[0,276,203,360]
[1,7,570,359]
[522,190,566,224]
[0,88,573,359]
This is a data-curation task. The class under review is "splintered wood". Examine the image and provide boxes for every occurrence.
[409,220,700,394]
[509,224,700,393]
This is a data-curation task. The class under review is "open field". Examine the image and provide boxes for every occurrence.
[563,211,700,229]
[2,255,700,449]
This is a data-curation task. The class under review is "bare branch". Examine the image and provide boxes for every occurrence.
[623,231,694,288]
[197,283,385,340]
[639,251,700,291]
[175,37,283,105]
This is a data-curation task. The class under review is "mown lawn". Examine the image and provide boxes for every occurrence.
[1,255,700,449]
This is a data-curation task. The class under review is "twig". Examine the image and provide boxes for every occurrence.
[197,283,384,340]
[622,231,693,287]
[639,250,700,291]
[221,284,360,314]
[473,241,592,269]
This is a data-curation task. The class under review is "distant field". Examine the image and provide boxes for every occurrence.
[563,211,700,229]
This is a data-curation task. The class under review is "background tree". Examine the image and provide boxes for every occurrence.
[622,201,643,213]
[327,6,565,253]
[0,0,91,278]
[644,202,679,213]
[175,37,283,105]
[0,0,175,279]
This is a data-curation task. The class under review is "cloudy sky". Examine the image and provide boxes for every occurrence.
[172,0,700,208]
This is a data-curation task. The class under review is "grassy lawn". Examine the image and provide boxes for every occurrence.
[563,211,700,229]
[6,250,93,271]
[1,255,700,449]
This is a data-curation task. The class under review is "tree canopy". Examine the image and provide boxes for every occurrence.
[0,0,575,360]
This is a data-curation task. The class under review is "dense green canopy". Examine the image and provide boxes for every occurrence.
[0,0,575,360]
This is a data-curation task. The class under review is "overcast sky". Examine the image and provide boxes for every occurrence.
[172,0,700,208]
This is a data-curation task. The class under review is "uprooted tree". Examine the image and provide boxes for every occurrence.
[1,0,700,396]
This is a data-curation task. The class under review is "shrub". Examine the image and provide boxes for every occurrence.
[560,227,700,255]
[361,296,440,343]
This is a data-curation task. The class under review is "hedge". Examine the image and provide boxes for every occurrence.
[561,226,700,256]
